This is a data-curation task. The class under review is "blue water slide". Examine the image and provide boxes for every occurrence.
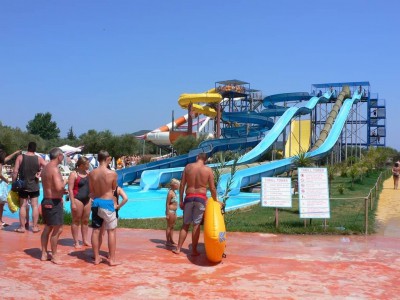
[217,91,362,196]
[117,135,262,186]
[139,135,261,189]
[140,91,332,189]
[263,92,312,104]
[234,91,332,165]
[221,104,286,138]
[221,125,267,138]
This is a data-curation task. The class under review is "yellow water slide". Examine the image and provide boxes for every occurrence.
[284,119,311,157]
[178,88,222,117]
[310,86,350,151]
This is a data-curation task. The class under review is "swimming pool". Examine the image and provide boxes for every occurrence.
[3,185,260,219]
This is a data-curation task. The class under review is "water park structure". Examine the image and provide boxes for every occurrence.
[111,80,387,218]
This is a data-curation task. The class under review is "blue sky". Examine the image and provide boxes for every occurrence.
[1,1,399,149]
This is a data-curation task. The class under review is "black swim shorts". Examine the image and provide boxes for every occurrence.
[41,198,64,226]
[91,207,104,229]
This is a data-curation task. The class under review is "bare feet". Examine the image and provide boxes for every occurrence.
[191,251,200,257]
[73,242,82,249]
[14,228,25,233]
[172,248,180,254]
[82,241,91,247]
[41,252,51,261]
[93,257,106,265]
[32,226,41,233]
[51,258,63,265]
[108,260,121,266]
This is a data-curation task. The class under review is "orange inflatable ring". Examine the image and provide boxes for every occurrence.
[204,197,226,263]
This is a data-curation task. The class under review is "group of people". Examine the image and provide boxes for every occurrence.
[216,84,246,94]
[1,141,222,264]
[1,143,128,265]
[116,155,141,169]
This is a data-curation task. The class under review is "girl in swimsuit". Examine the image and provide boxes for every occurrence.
[112,185,128,219]
[165,178,180,247]
[68,156,91,248]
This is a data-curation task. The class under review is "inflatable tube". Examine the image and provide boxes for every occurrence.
[204,198,226,263]
[7,190,20,213]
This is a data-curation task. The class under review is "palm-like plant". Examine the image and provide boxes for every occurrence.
[212,151,239,206]
[292,151,314,168]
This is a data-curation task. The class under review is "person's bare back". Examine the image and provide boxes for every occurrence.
[184,162,215,196]
[89,167,116,199]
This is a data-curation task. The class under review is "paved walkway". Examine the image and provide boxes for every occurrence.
[375,178,400,237]
[1,178,399,299]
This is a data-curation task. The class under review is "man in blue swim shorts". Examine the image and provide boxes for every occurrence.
[173,153,221,256]
[89,150,119,266]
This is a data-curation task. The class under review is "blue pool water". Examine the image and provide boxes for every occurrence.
[3,185,260,219]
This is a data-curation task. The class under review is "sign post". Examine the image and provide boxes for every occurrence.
[261,177,292,228]
[298,168,330,220]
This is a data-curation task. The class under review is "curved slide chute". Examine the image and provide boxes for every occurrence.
[117,135,262,186]
[139,91,333,188]
[142,113,191,145]
[232,91,333,165]
[178,88,222,117]
[144,89,222,146]
[139,135,262,189]
[217,88,361,196]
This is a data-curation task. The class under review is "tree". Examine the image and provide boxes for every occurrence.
[67,126,77,140]
[26,112,60,140]
[172,135,200,155]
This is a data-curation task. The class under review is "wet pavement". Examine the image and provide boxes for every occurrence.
[1,178,399,299]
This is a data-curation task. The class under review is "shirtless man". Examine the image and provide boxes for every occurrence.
[40,147,67,264]
[89,150,119,266]
[173,153,220,256]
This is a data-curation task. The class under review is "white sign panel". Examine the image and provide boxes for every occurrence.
[261,177,292,208]
[298,168,330,218]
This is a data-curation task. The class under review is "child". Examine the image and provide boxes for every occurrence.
[0,149,21,227]
[165,178,180,247]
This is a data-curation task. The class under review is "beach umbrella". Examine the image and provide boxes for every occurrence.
[59,145,82,153]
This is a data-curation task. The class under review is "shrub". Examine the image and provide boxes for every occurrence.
[337,184,345,194]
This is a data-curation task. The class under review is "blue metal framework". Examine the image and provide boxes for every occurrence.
[209,80,386,163]
[311,81,386,161]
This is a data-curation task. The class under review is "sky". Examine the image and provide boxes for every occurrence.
[1,1,399,149]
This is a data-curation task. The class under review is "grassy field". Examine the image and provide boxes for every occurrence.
[115,169,390,235]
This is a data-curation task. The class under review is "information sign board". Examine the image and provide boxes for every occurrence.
[298,168,330,218]
[261,177,292,208]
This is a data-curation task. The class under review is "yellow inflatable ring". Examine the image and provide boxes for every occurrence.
[7,190,20,213]
[204,197,226,263]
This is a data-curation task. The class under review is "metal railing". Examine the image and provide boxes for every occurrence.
[364,169,391,234]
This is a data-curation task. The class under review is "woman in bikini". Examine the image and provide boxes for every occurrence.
[68,156,91,248]
[165,178,180,247]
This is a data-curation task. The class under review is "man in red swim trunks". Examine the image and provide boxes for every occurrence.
[173,153,220,256]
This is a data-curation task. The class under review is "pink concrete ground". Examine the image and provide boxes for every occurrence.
[1,179,399,299]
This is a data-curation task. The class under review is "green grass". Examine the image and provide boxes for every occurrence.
[116,170,390,235]
[61,169,389,235]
